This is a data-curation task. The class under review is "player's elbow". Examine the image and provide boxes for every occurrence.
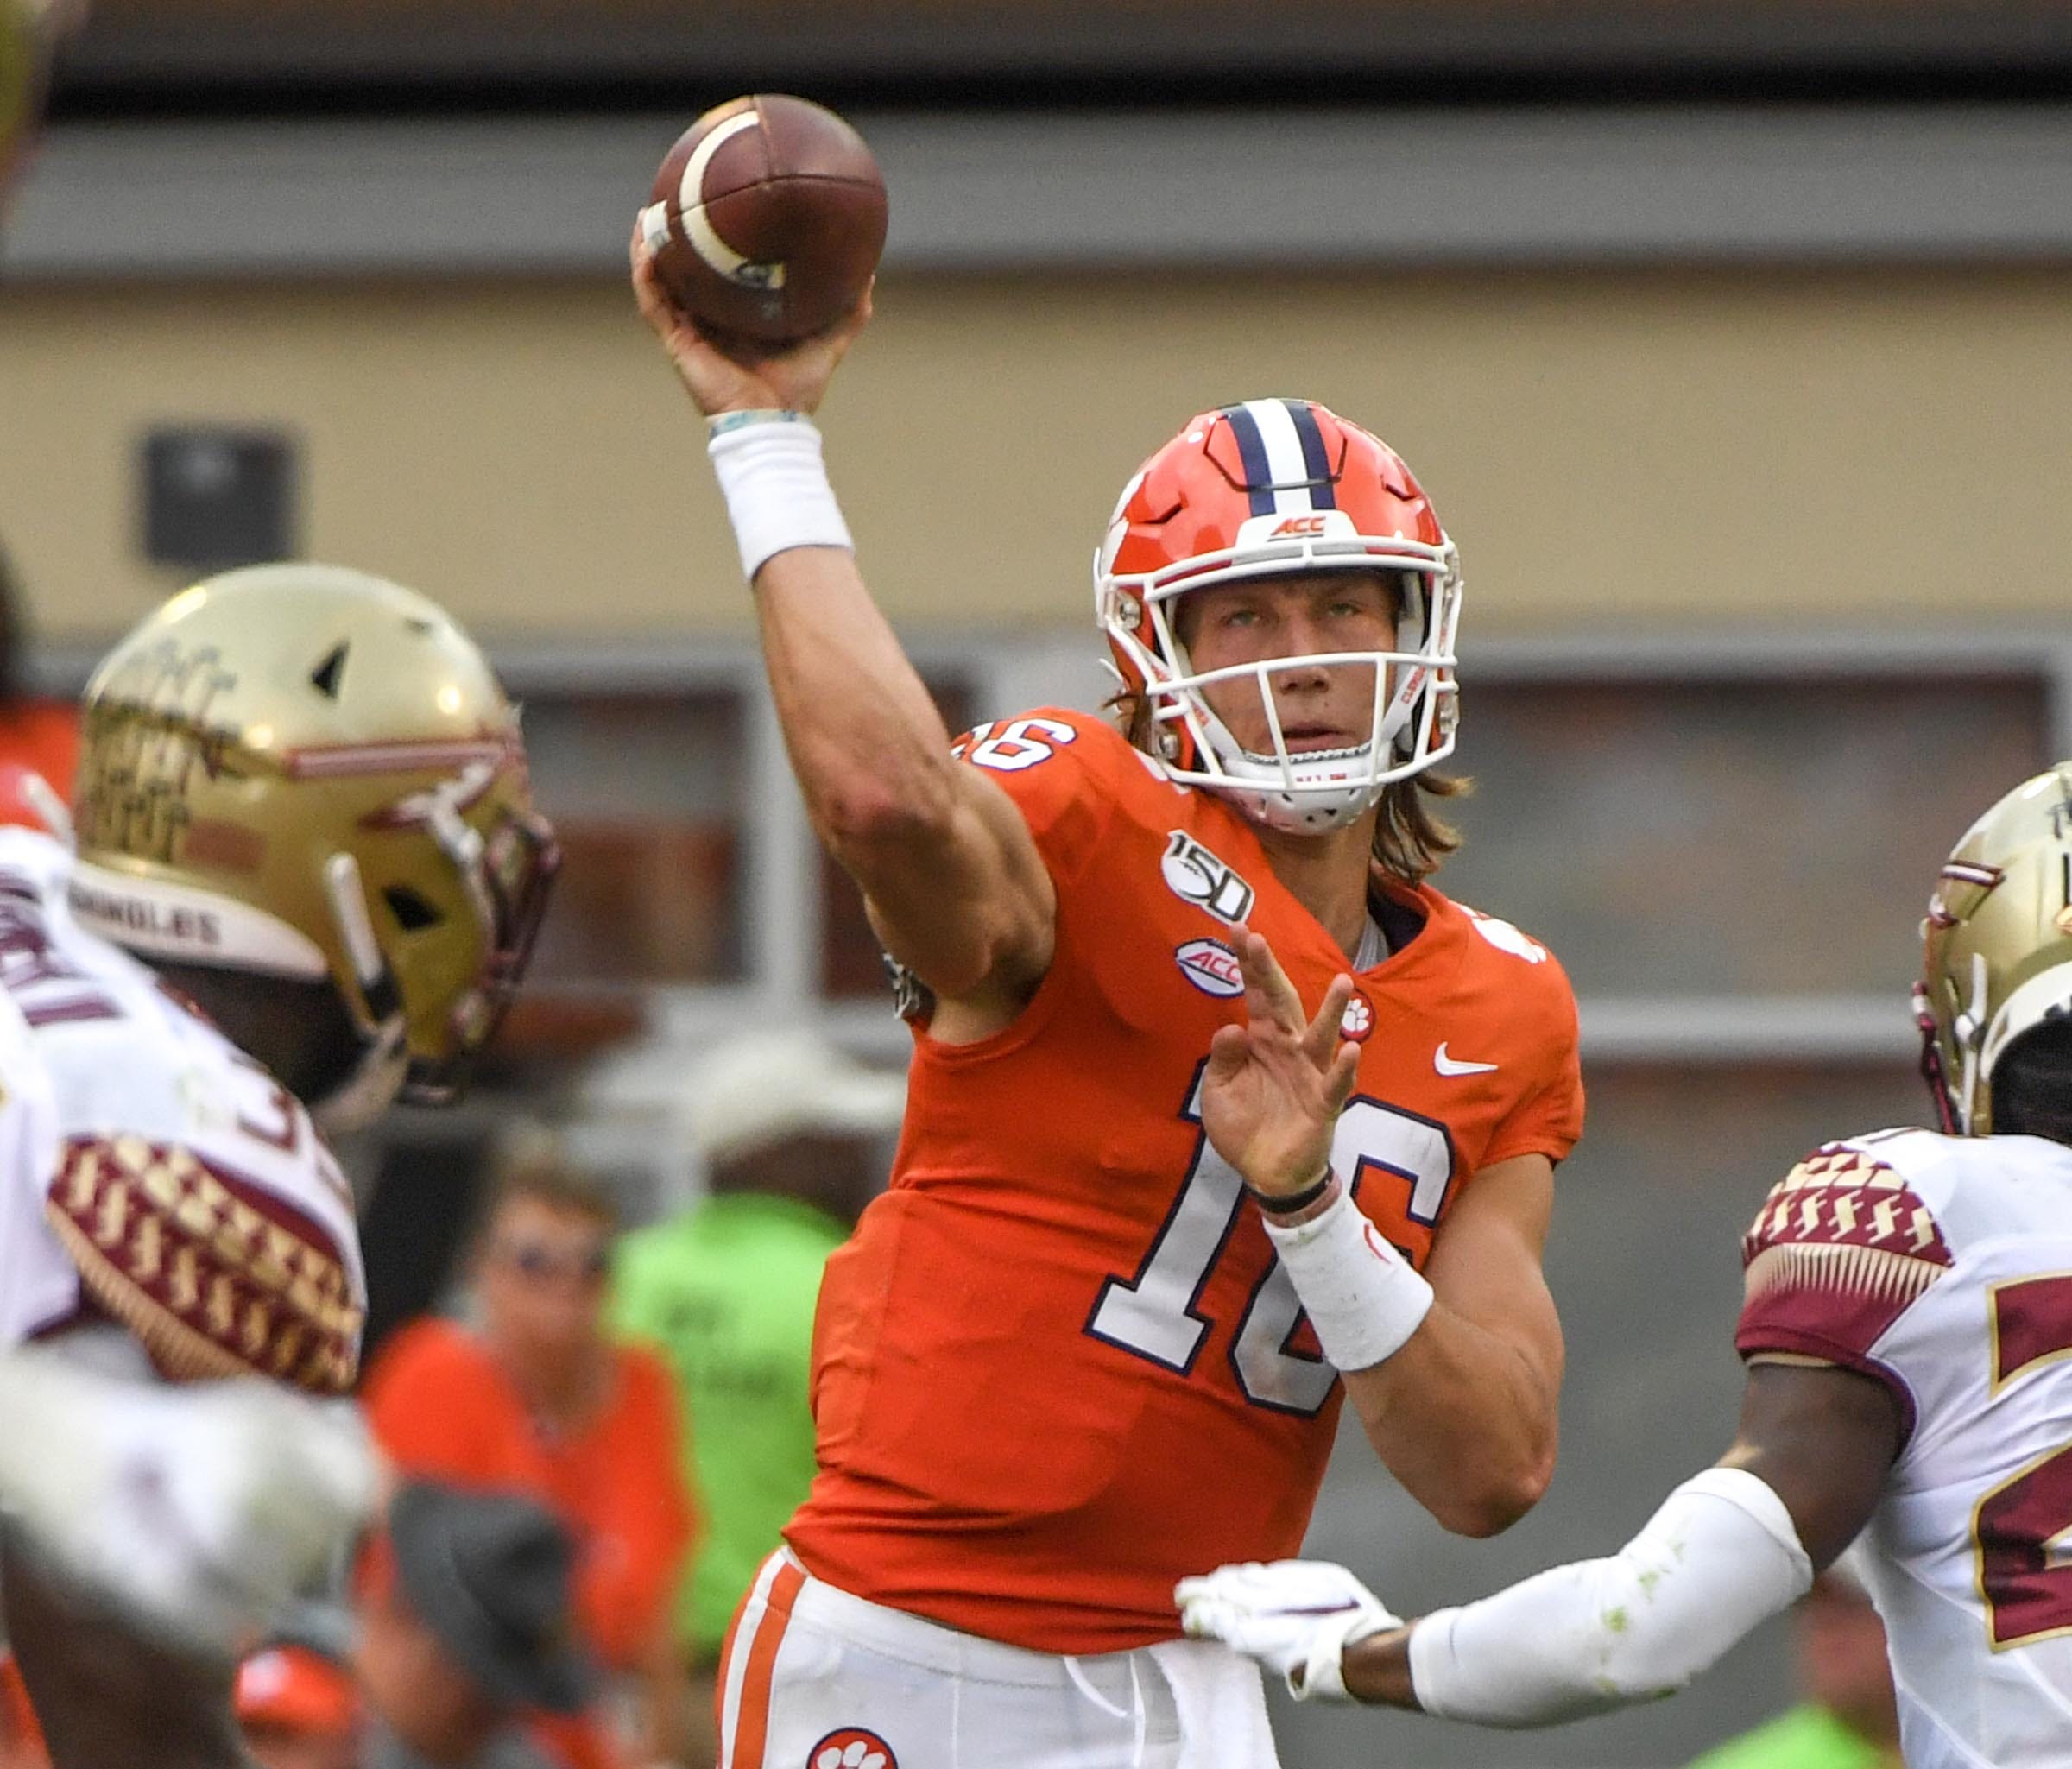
[1435,1452,1556,1538]
[898,910,1032,1001]
[1433,1489,1530,1540]
[809,755,957,854]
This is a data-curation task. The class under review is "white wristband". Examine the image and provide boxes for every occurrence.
[706,411,855,582]
[1263,1184,1434,1370]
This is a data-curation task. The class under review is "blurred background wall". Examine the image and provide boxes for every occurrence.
[6,4,2072,1762]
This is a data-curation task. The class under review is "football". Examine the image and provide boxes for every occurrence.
[638,94,888,351]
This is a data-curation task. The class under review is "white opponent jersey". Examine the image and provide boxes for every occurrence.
[0,829,364,1393]
[1737,1127,2072,1768]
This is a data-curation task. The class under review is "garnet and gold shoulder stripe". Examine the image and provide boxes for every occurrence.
[1743,1143,1954,1268]
[44,1134,362,1395]
[1735,1142,1952,1374]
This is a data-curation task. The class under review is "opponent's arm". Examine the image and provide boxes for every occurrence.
[1,1540,254,1769]
[633,237,1054,1008]
[1336,1153,1561,1536]
[1181,1360,1898,1718]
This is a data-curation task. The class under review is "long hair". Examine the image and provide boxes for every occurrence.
[1109,688,1468,883]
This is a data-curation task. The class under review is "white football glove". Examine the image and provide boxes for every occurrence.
[1176,1559,1401,1701]
[0,1350,382,1656]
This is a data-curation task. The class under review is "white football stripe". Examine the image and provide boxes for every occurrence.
[679,110,786,285]
[1242,397,1314,514]
[679,110,761,226]
[687,203,785,287]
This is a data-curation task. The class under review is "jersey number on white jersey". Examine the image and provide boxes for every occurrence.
[1976,1273,2072,1648]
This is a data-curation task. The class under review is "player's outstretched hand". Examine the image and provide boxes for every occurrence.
[1177,1559,1401,1702]
[1200,929,1359,1200]
[631,222,871,419]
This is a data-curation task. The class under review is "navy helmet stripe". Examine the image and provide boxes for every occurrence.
[1219,406,1279,517]
[1283,401,1336,509]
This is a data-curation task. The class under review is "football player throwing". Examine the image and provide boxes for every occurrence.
[0,565,557,1769]
[1182,766,2072,1767]
[635,241,1582,1768]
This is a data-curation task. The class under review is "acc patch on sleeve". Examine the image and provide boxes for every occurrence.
[44,1134,362,1395]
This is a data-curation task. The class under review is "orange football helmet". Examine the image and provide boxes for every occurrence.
[1096,399,1462,831]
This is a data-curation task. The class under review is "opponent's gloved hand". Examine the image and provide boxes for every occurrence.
[0,1350,382,1655]
[1176,1559,1400,1701]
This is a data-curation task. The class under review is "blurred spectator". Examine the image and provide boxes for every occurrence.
[1686,1562,1901,1769]
[357,1481,594,1769]
[0,543,78,826]
[0,1650,48,1769]
[362,1154,695,1769]
[612,1030,902,1766]
[237,1639,361,1769]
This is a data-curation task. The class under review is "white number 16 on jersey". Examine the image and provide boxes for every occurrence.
[1085,1064,1456,1415]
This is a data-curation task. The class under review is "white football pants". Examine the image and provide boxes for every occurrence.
[717,1549,1281,1769]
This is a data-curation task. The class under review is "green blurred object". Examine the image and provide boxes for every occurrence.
[611,1191,844,1655]
[1686,1704,1896,1769]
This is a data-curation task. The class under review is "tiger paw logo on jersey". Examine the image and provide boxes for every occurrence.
[1340,989,1375,1042]
[810,1729,896,1769]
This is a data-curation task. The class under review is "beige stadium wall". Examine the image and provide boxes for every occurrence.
[5,266,2072,649]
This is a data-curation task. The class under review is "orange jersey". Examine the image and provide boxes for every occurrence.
[786,709,1583,1653]
[362,1319,697,1668]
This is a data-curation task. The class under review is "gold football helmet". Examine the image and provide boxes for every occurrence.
[70,564,559,1121]
[1915,763,2072,1134]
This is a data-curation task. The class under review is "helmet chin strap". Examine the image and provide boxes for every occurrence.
[313,853,411,1135]
[1911,983,1960,1135]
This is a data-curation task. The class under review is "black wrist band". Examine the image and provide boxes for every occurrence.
[1248,1166,1335,1217]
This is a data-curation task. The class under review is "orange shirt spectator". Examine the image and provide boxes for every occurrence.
[362,1158,696,1768]
[0,710,75,807]
[366,1317,692,1666]
[0,1651,49,1769]
[0,543,79,820]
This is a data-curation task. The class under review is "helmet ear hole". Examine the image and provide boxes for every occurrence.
[308,642,349,699]
[382,885,441,932]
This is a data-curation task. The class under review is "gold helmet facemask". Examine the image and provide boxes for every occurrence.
[70,565,559,1128]
[1913,762,2072,1136]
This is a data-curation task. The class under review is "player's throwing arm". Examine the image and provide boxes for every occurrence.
[634,118,1595,1767]
[631,231,1056,1033]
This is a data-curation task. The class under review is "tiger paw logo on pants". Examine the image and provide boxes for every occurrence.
[811,1728,896,1769]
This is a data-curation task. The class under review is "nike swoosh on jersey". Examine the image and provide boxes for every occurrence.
[1434,1043,1499,1077]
